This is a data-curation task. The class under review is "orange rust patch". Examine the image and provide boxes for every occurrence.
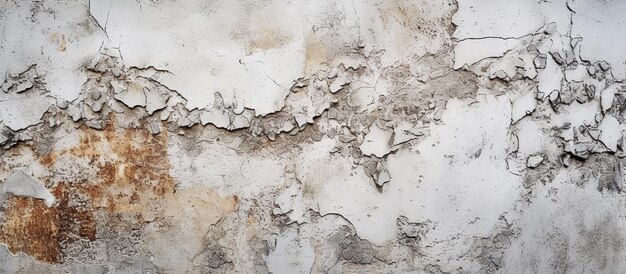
[1,117,242,265]
[61,122,176,214]
[0,197,61,263]
[1,120,176,263]
[38,153,55,168]
[0,183,96,264]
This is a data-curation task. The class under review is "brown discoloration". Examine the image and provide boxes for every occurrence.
[61,122,176,214]
[304,36,330,75]
[0,183,97,264]
[0,197,61,263]
[243,23,291,54]
[49,32,66,52]
[53,184,97,242]
[223,195,239,213]
[1,120,176,263]
[141,187,238,272]
[38,153,55,168]
[1,117,245,267]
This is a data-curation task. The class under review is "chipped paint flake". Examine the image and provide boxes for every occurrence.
[3,170,55,207]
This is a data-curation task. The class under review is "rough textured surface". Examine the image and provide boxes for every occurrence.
[0,0,625,273]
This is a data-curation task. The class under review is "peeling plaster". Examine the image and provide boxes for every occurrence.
[0,0,625,273]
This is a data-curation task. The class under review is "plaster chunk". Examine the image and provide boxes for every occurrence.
[0,94,50,131]
[511,91,537,124]
[392,121,428,146]
[294,113,309,128]
[176,116,193,128]
[89,100,104,113]
[147,121,161,135]
[160,110,171,121]
[359,125,393,158]
[200,109,230,129]
[3,169,55,207]
[114,84,146,108]
[56,98,69,109]
[329,76,349,94]
[375,163,391,188]
[110,80,126,94]
[230,112,252,130]
[272,182,306,223]
[598,115,621,152]
[526,154,545,168]
[67,103,82,122]
[145,90,169,115]
[453,38,522,69]
[601,85,617,113]
[536,57,563,100]
[13,80,34,93]
[533,54,547,69]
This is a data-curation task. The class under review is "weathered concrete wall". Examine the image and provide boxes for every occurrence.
[0,0,625,273]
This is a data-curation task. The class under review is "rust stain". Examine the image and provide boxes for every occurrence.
[61,121,176,214]
[2,118,175,263]
[0,197,61,263]
[2,116,240,264]
[0,183,96,264]
[38,153,55,167]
